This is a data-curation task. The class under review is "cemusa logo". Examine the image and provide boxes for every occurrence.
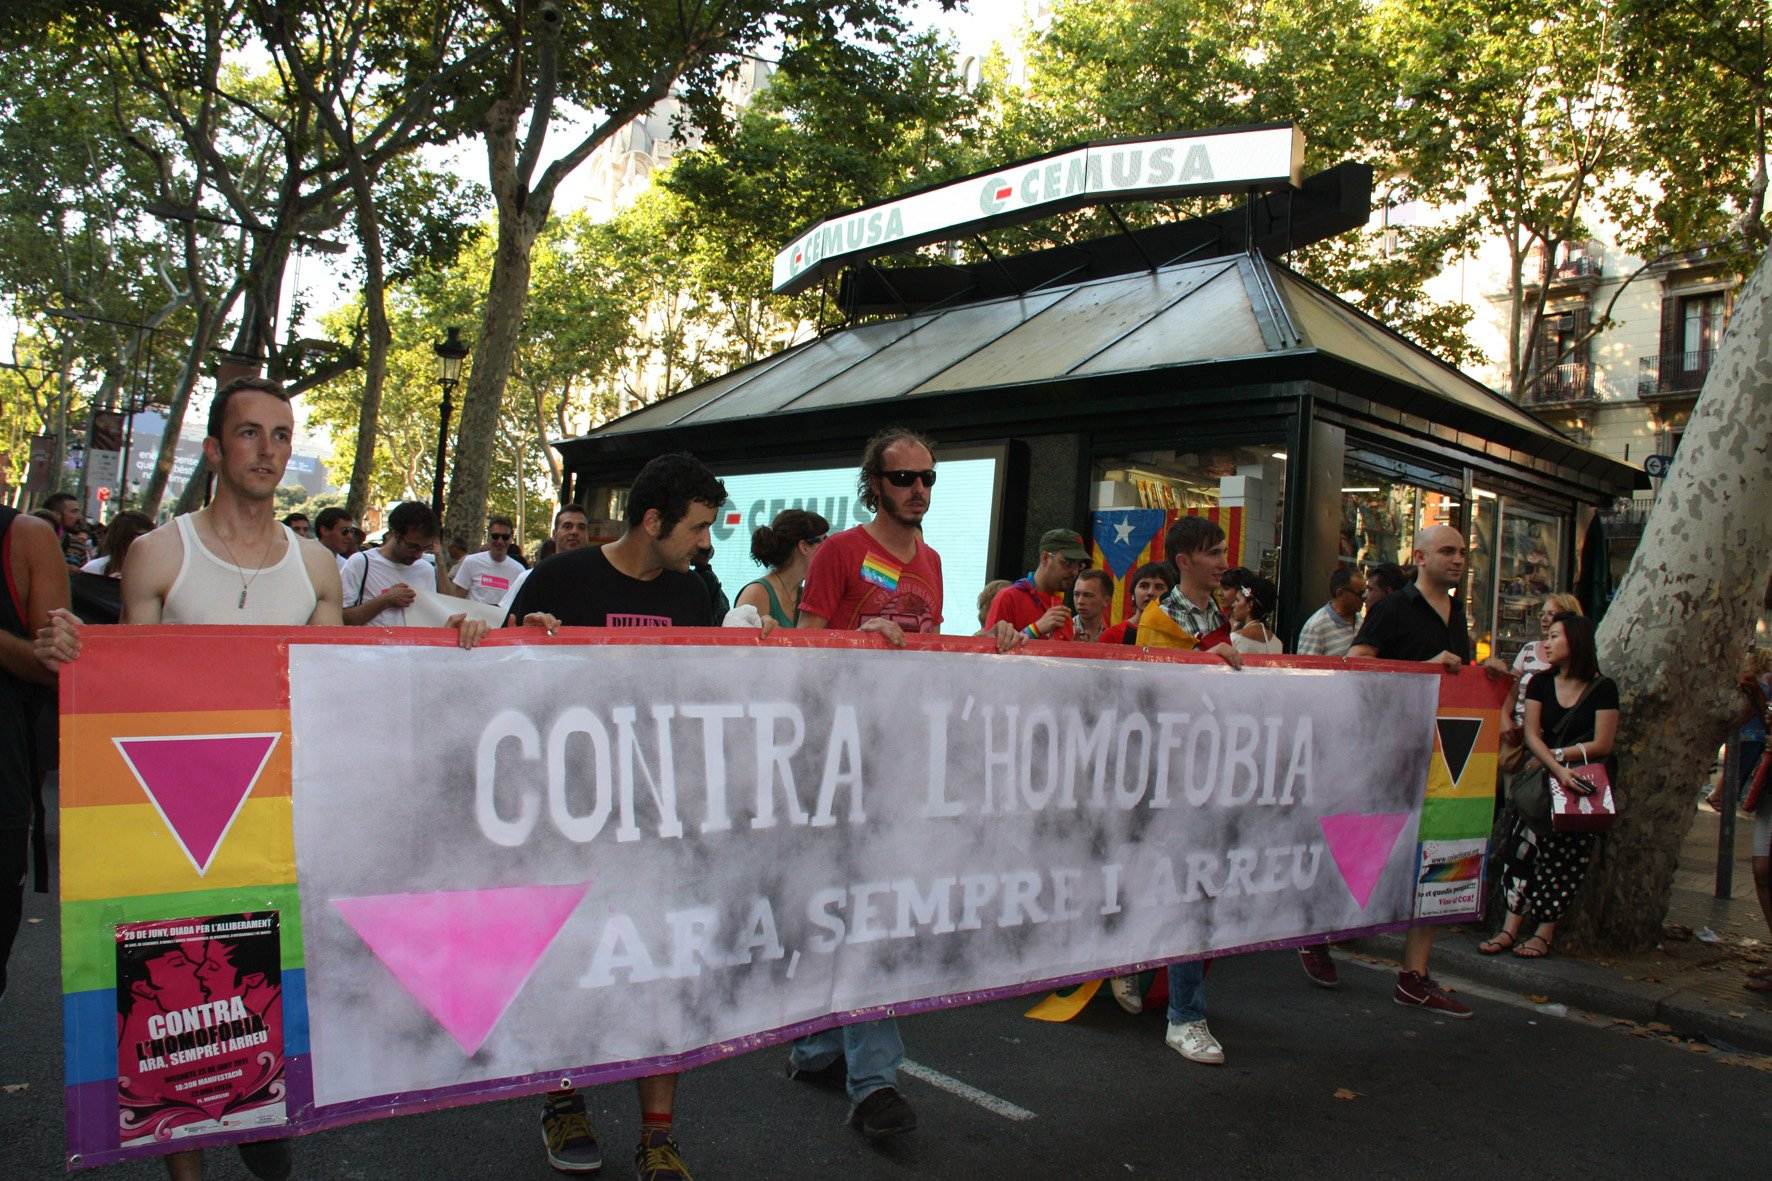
[979,143,1218,217]
[978,176,1016,216]
[785,205,908,280]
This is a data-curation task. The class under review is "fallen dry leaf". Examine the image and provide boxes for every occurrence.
[1729,1011,1748,1019]
[1333,1088,1360,1101]
[1527,994,1551,1004]
[24,917,40,925]
[1,1083,28,1094]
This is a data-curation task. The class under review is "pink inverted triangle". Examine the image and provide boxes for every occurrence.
[1318,811,1412,910]
[113,734,281,875]
[332,884,589,1055]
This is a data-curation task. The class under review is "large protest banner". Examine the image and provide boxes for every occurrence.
[59,628,1502,1168]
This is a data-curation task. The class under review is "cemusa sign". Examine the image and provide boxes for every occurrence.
[772,124,1305,294]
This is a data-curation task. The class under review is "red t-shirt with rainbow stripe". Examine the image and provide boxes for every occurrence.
[800,524,943,633]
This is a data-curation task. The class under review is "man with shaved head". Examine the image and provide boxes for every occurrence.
[1345,524,1477,1017]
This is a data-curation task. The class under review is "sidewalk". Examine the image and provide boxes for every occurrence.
[1351,806,1772,1055]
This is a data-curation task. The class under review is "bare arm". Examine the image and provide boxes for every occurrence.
[432,546,466,598]
[302,540,343,626]
[796,610,829,629]
[119,525,182,625]
[1347,643,1377,659]
[0,514,69,684]
[735,581,771,617]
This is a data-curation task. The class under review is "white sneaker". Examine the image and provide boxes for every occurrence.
[1109,975,1144,1014]
[1164,1019,1225,1064]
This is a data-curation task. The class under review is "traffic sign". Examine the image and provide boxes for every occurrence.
[1643,454,1674,478]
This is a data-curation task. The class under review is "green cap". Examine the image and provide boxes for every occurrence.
[1039,528,1091,562]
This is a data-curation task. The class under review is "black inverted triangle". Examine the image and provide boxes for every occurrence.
[1436,717,1484,786]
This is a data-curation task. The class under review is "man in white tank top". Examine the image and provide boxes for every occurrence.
[37,376,486,1181]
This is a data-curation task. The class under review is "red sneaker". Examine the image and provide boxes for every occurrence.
[1299,945,1340,989]
[1393,970,1473,1018]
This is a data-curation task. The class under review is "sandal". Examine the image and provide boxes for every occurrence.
[1513,935,1553,959]
[1478,931,1518,955]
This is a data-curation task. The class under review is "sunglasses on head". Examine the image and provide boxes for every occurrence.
[879,468,937,488]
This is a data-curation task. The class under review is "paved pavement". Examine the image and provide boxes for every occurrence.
[1351,805,1772,1055]
[7,893,1770,1179]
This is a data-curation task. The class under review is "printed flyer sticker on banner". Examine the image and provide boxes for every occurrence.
[116,912,287,1146]
[1415,839,1487,917]
[58,628,1504,1169]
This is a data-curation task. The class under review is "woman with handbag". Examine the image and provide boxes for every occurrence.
[1481,612,1618,959]
[1498,594,1583,773]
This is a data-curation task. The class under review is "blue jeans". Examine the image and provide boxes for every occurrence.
[1166,960,1207,1025]
[789,1018,902,1103]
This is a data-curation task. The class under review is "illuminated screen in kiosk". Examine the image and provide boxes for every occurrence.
[707,455,1002,636]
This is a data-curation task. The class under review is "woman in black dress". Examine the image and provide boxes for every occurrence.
[1479,612,1618,959]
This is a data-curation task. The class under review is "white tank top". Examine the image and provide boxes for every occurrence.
[164,514,317,625]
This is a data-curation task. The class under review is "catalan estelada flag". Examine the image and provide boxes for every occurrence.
[1089,507,1245,625]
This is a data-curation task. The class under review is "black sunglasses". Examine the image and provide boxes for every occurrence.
[489,533,512,541]
[879,468,937,488]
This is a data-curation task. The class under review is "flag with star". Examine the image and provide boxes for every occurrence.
[1090,507,1248,624]
[1091,509,1165,625]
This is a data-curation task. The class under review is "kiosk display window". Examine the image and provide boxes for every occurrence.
[1092,445,1286,579]
[1493,504,1563,662]
[1340,468,1459,569]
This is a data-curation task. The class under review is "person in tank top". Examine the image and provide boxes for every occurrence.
[36,376,487,1181]
[736,508,828,628]
[1,503,68,1002]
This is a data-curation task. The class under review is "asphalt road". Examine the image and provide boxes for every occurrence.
[6,870,1769,1181]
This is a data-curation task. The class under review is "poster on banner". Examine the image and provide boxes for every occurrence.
[1415,838,1486,917]
[57,629,1504,1169]
[116,912,286,1146]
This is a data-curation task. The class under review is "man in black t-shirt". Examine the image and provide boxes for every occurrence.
[506,453,726,1181]
[1346,524,1482,1018]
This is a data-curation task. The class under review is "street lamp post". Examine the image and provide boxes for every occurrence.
[431,327,470,517]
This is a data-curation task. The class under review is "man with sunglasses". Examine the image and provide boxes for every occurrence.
[313,507,362,569]
[983,527,1091,640]
[790,427,1019,1141]
[452,515,525,604]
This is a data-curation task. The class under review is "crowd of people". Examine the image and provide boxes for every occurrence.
[3,373,1762,1181]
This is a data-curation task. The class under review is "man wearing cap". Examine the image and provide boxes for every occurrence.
[984,528,1091,641]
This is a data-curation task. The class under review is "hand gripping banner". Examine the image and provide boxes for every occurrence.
[59,628,1503,1168]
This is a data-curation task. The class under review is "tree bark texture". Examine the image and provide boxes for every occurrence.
[1562,254,1772,951]
[444,204,537,541]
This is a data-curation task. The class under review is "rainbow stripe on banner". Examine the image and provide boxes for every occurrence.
[61,630,308,1170]
[859,553,901,591]
[1089,507,1245,625]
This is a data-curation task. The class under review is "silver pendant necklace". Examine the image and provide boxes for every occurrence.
[210,521,274,608]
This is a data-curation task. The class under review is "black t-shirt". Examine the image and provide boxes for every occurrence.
[1351,582,1472,663]
[1526,672,1619,747]
[508,545,713,629]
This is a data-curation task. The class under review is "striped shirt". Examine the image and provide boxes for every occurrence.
[1296,601,1359,657]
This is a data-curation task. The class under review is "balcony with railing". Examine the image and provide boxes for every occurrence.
[1637,350,1712,400]
[1523,360,1594,407]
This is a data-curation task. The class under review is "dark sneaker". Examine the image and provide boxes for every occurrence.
[634,1129,693,1181]
[786,1054,848,1091]
[238,1138,293,1181]
[541,1091,603,1173]
[1299,945,1340,989]
[1393,970,1473,1018]
[849,1086,917,1139]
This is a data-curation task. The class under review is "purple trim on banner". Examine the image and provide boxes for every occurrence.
[71,912,1472,1167]
[66,1057,313,1170]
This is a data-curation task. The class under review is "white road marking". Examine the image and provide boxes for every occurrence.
[899,1059,1036,1122]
